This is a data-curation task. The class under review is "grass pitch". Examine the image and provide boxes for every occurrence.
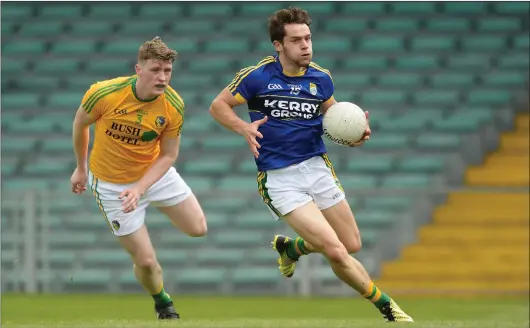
[2,294,528,328]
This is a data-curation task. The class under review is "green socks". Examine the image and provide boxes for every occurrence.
[152,286,173,307]
[286,237,311,260]
[363,281,392,308]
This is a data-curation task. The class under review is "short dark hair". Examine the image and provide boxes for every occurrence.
[268,7,312,43]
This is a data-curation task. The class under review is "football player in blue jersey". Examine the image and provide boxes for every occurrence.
[209,7,413,322]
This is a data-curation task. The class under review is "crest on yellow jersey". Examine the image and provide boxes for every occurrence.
[309,83,317,96]
[155,116,166,128]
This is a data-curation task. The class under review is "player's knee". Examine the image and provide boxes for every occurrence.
[343,236,362,254]
[134,256,160,272]
[322,241,350,264]
[187,214,207,237]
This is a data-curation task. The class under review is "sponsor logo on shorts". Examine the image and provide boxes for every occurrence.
[112,220,120,231]
[332,191,343,200]
[155,116,166,128]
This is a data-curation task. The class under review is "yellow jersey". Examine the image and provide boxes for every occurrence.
[81,75,184,184]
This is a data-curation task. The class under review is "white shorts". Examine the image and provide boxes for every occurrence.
[88,167,192,236]
[257,155,346,220]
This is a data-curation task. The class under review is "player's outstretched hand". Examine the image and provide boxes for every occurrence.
[241,116,268,158]
[70,167,88,194]
[349,111,371,147]
[119,186,144,213]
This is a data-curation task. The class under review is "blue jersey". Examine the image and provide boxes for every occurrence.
[228,56,335,171]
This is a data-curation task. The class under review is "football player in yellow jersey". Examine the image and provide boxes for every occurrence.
[70,37,206,320]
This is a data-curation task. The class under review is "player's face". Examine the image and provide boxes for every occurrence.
[136,59,173,97]
[278,24,312,67]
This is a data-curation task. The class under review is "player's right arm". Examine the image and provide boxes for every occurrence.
[209,68,268,158]
[71,85,105,194]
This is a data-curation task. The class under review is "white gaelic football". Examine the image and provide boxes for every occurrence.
[323,102,367,146]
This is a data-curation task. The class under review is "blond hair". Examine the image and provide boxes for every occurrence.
[138,36,178,63]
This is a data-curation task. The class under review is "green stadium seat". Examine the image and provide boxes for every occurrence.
[101,41,143,55]
[138,3,184,17]
[461,36,506,51]
[3,41,47,55]
[232,267,278,284]
[361,90,407,105]
[313,38,352,53]
[88,4,133,17]
[363,134,409,150]
[514,34,529,50]
[338,174,378,190]
[1,93,40,110]
[158,231,208,247]
[378,116,428,132]
[238,158,258,174]
[358,37,403,52]
[432,118,480,133]
[70,22,113,36]
[382,174,431,188]
[198,90,221,105]
[24,159,71,175]
[255,40,275,53]
[213,231,264,247]
[448,54,491,69]
[291,2,336,14]
[414,90,459,106]
[444,2,487,13]
[175,268,227,285]
[246,248,276,265]
[46,92,82,109]
[164,38,199,54]
[49,195,85,212]
[239,3,284,15]
[378,73,422,88]
[364,197,413,211]
[483,71,527,87]
[42,138,74,153]
[426,18,470,32]
[202,136,247,150]
[82,250,131,266]
[390,2,436,13]
[184,114,217,133]
[1,5,33,20]
[324,19,368,33]
[39,4,83,18]
[46,250,77,266]
[1,137,37,153]
[183,156,232,174]
[411,36,456,51]
[498,54,529,69]
[34,59,80,74]
[333,73,372,88]
[466,89,512,106]
[68,269,112,285]
[185,177,213,194]
[172,20,215,34]
[449,108,494,123]
[198,213,229,229]
[2,161,16,176]
[9,119,55,134]
[218,176,257,192]
[430,73,475,88]
[195,249,245,265]
[49,232,98,248]
[15,76,61,91]
[52,41,97,55]
[64,214,104,229]
[355,210,394,228]
[221,20,266,35]
[478,18,520,32]
[394,55,439,70]
[376,18,419,31]
[416,134,461,150]
[18,22,63,36]
[495,1,529,14]
[3,178,51,191]
[188,57,233,73]
[233,211,275,229]
[1,21,14,34]
[118,21,165,36]
[201,197,249,212]
[85,59,132,75]
[347,155,394,173]
[205,39,250,53]
[2,59,28,74]
[343,56,388,70]
[190,4,233,17]
[341,2,386,14]
[398,157,445,173]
